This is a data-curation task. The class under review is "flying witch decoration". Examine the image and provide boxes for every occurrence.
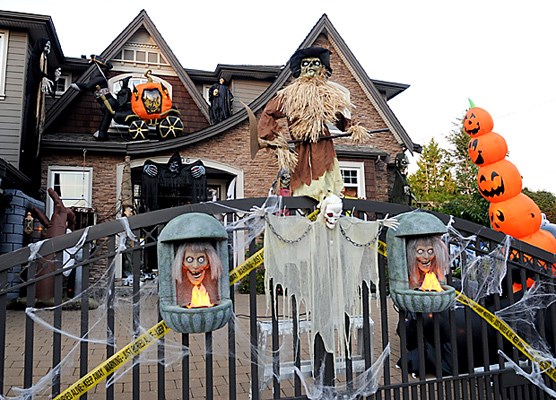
[251,46,387,202]
[263,193,398,366]
[157,212,232,334]
[463,100,556,254]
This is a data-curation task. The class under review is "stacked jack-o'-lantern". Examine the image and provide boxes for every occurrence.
[463,104,556,254]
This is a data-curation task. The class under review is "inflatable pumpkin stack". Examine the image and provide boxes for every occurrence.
[463,102,556,254]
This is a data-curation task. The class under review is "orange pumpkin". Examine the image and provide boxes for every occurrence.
[519,229,556,254]
[131,81,172,121]
[468,131,508,166]
[488,193,542,238]
[463,107,494,137]
[477,159,522,203]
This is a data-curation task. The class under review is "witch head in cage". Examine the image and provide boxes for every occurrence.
[386,211,456,313]
[406,234,449,292]
[158,212,232,333]
[172,241,222,308]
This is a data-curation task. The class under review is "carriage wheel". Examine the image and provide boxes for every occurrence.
[128,120,149,140]
[158,116,184,139]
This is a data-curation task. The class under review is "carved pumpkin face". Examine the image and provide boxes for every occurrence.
[131,81,172,120]
[477,159,522,203]
[489,193,542,238]
[468,131,508,166]
[463,107,494,137]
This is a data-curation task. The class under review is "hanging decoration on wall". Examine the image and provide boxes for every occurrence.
[464,100,556,254]
[141,152,207,211]
[386,211,455,313]
[157,212,232,333]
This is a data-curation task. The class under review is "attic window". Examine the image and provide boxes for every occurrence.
[115,47,169,67]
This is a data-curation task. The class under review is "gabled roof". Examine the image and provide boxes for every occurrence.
[44,9,210,131]
[291,14,419,154]
[41,12,420,156]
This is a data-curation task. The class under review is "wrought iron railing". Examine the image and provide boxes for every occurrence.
[0,197,554,399]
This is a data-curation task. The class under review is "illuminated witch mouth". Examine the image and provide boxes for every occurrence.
[189,271,203,279]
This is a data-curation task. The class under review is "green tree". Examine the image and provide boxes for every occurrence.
[438,119,489,225]
[523,188,556,223]
[407,116,489,225]
[407,137,456,206]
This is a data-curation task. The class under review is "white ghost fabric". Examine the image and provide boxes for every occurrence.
[264,213,380,363]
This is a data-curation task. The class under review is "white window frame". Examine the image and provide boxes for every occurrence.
[54,72,72,97]
[108,73,173,99]
[0,30,9,100]
[203,84,212,104]
[339,161,366,199]
[46,166,93,218]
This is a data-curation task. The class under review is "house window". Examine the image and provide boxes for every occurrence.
[339,161,366,199]
[203,84,212,104]
[109,73,173,99]
[55,73,71,96]
[0,30,9,99]
[114,47,168,67]
[47,167,93,218]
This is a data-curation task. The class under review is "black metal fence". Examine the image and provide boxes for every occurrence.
[0,197,554,399]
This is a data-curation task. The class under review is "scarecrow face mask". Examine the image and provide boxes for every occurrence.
[300,57,324,78]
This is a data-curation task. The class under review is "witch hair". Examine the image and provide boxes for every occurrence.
[172,241,222,284]
[406,235,449,288]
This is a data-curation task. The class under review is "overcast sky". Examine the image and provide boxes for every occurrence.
[3,0,556,195]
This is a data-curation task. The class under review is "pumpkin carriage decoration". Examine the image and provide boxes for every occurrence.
[157,212,232,333]
[125,69,185,140]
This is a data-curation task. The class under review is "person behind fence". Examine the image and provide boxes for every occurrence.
[406,235,449,291]
[172,241,222,308]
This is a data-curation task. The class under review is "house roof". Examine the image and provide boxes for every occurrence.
[0,9,64,67]
[44,9,210,131]
[41,12,421,156]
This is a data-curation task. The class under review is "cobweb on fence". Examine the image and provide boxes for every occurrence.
[2,209,391,400]
[496,281,556,398]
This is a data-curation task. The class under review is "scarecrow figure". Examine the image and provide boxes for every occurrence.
[258,46,370,202]
[209,77,234,124]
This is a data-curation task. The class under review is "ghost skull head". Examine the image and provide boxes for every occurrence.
[320,194,343,229]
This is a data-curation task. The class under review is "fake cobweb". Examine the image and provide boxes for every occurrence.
[444,216,556,397]
[2,200,390,400]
